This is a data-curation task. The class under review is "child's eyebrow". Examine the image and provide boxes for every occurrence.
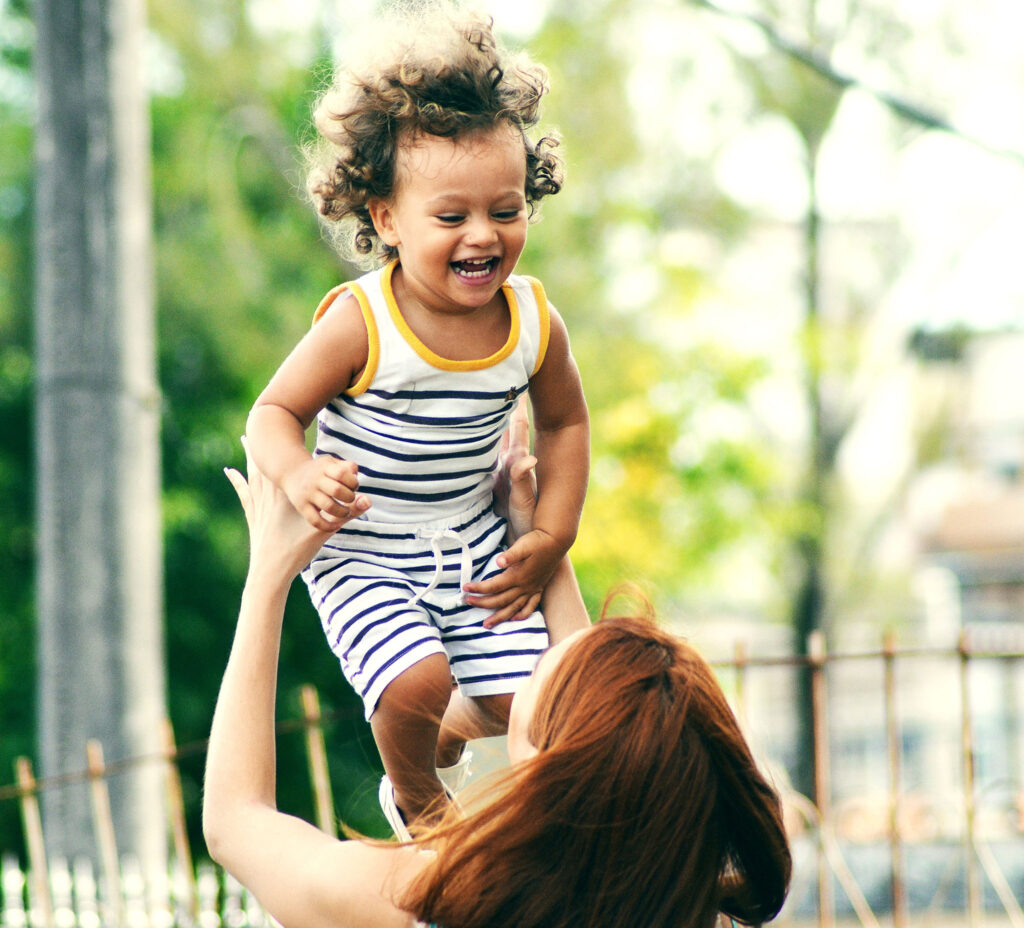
[426,190,526,206]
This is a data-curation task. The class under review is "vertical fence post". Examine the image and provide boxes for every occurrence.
[809,630,833,928]
[15,758,55,928]
[301,686,337,837]
[732,640,748,726]
[86,740,125,928]
[883,630,908,928]
[958,631,982,927]
[161,718,199,921]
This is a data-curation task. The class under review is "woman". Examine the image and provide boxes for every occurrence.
[204,427,791,928]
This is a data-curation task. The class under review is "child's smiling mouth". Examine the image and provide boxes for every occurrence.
[451,257,499,280]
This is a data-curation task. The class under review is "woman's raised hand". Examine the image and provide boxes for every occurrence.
[225,436,369,582]
[494,398,538,543]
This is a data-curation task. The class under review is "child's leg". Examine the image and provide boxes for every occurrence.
[435,691,513,768]
[370,652,454,824]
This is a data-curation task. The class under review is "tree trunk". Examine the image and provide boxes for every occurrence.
[33,0,165,867]
[791,140,827,801]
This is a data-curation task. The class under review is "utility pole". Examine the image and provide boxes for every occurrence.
[33,0,166,866]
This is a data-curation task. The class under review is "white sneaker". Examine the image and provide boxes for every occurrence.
[378,774,412,841]
[436,748,473,797]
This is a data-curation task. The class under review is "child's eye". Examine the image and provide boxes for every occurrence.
[493,209,522,221]
[437,214,464,224]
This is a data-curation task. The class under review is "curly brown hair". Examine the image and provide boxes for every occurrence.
[305,5,563,266]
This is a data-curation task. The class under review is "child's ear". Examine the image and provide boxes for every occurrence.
[368,198,400,247]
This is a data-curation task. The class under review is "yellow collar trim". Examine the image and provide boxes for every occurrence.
[382,260,520,371]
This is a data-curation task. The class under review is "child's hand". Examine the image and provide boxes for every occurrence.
[225,438,344,581]
[281,456,370,532]
[464,528,566,628]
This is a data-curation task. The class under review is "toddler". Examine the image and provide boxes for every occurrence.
[245,6,589,837]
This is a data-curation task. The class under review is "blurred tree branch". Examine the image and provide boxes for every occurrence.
[689,0,1024,165]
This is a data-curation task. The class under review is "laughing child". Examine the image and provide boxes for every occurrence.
[245,5,589,838]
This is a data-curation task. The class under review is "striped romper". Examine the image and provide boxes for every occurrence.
[301,260,550,720]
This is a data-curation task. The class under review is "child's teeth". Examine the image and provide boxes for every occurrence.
[455,259,493,278]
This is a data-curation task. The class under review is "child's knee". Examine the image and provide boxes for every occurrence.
[472,692,513,727]
[375,653,453,722]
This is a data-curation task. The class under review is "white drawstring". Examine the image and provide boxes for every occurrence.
[411,528,473,608]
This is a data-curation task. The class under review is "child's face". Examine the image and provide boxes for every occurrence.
[370,124,529,315]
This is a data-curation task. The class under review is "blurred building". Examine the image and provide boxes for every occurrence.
[828,326,1024,836]
[694,327,1024,845]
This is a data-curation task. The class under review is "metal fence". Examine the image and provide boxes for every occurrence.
[2,633,1023,928]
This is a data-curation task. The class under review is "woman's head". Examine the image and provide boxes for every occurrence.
[408,609,792,928]
[306,5,563,266]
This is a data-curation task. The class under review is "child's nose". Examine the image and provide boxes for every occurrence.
[464,216,499,246]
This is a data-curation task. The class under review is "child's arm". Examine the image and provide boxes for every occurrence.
[246,294,371,532]
[465,307,589,625]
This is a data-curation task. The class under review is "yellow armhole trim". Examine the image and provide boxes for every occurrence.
[524,277,551,377]
[382,260,520,371]
[310,282,379,397]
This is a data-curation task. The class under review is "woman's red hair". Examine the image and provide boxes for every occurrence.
[402,611,791,928]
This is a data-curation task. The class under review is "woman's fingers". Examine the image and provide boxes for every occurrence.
[224,467,252,521]
[507,397,530,455]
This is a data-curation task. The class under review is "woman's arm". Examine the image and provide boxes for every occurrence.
[203,446,424,928]
[478,400,589,642]
[465,307,590,625]
[538,552,589,644]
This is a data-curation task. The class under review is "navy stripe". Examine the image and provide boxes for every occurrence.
[362,484,482,504]
[341,601,427,653]
[334,597,410,649]
[326,505,495,544]
[318,576,412,610]
[317,425,502,463]
[359,619,429,664]
[457,669,534,685]
[310,556,410,585]
[326,526,418,543]
[337,395,511,429]
[442,626,547,642]
[316,544,496,570]
[449,648,545,665]
[322,414,507,449]
[363,385,525,402]
[357,464,495,483]
[362,638,439,693]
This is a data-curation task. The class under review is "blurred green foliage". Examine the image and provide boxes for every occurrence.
[0,0,791,855]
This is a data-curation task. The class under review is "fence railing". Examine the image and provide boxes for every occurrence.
[2,631,1024,928]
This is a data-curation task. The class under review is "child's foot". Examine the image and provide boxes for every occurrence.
[436,749,473,797]
[378,775,412,841]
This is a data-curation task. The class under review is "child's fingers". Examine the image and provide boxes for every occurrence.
[318,468,361,506]
[309,494,370,531]
[304,505,339,532]
[516,592,542,621]
[482,592,539,628]
[322,457,360,488]
[315,489,370,520]
[314,489,349,514]
[464,583,517,609]
[463,568,515,598]
[495,534,534,571]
